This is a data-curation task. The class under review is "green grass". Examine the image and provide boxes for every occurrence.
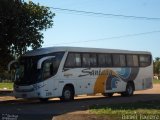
[90,101,160,120]
[153,79,160,84]
[0,83,13,90]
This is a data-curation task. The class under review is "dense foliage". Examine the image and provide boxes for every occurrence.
[154,57,160,76]
[0,0,54,72]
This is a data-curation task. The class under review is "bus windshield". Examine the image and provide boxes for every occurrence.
[15,56,40,85]
[15,52,64,85]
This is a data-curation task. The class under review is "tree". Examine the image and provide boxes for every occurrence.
[0,0,55,71]
[153,57,160,75]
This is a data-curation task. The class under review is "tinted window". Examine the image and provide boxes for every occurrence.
[43,60,53,80]
[113,54,126,67]
[82,53,90,67]
[127,55,139,67]
[98,54,112,67]
[139,55,151,67]
[105,54,112,66]
[98,54,105,67]
[65,53,97,68]
[81,53,97,67]
[65,53,81,67]
[120,55,126,67]
[42,57,61,80]
[113,55,120,66]
[90,54,97,67]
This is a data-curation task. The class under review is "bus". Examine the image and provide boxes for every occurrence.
[9,47,153,102]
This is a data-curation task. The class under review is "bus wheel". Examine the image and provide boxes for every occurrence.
[39,98,49,102]
[61,86,74,101]
[121,83,134,97]
[102,93,114,97]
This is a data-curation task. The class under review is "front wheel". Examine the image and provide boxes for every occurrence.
[121,83,134,97]
[60,86,74,101]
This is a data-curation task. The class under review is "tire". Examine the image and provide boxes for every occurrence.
[121,83,134,97]
[103,93,114,97]
[39,98,49,102]
[60,86,74,101]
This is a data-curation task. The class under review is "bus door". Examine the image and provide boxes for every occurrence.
[38,56,59,97]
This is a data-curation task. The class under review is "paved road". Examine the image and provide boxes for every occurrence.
[0,84,159,120]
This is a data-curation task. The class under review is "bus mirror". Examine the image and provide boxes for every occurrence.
[8,60,18,71]
[37,56,55,69]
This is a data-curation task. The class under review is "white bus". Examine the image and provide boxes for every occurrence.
[10,47,153,102]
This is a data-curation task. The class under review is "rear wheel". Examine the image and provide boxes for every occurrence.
[39,98,49,102]
[103,93,114,97]
[60,86,74,101]
[121,83,134,97]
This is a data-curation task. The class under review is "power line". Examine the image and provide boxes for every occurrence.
[51,7,160,21]
[53,30,160,45]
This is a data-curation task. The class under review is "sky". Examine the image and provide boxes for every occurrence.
[26,0,160,58]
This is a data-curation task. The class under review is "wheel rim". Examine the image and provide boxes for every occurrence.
[64,90,71,100]
[127,85,133,95]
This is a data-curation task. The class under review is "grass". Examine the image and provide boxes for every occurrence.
[153,79,160,84]
[0,82,13,90]
[90,101,160,120]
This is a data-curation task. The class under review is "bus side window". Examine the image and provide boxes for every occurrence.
[98,54,105,67]
[65,53,74,67]
[113,54,126,67]
[139,55,151,67]
[65,53,81,67]
[98,54,112,67]
[43,61,52,80]
[119,55,126,67]
[90,54,97,67]
[133,55,139,66]
[113,54,120,67]
[127,55,139,67]
[43,59,57,80]
[82,53,90,67]
[105,54,112,67]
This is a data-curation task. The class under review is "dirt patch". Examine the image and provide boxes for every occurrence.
[54,84,160,120]
[54,111,111,120]
[54,114,110,120]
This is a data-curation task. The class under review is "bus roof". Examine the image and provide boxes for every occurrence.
[24,46,151,56]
